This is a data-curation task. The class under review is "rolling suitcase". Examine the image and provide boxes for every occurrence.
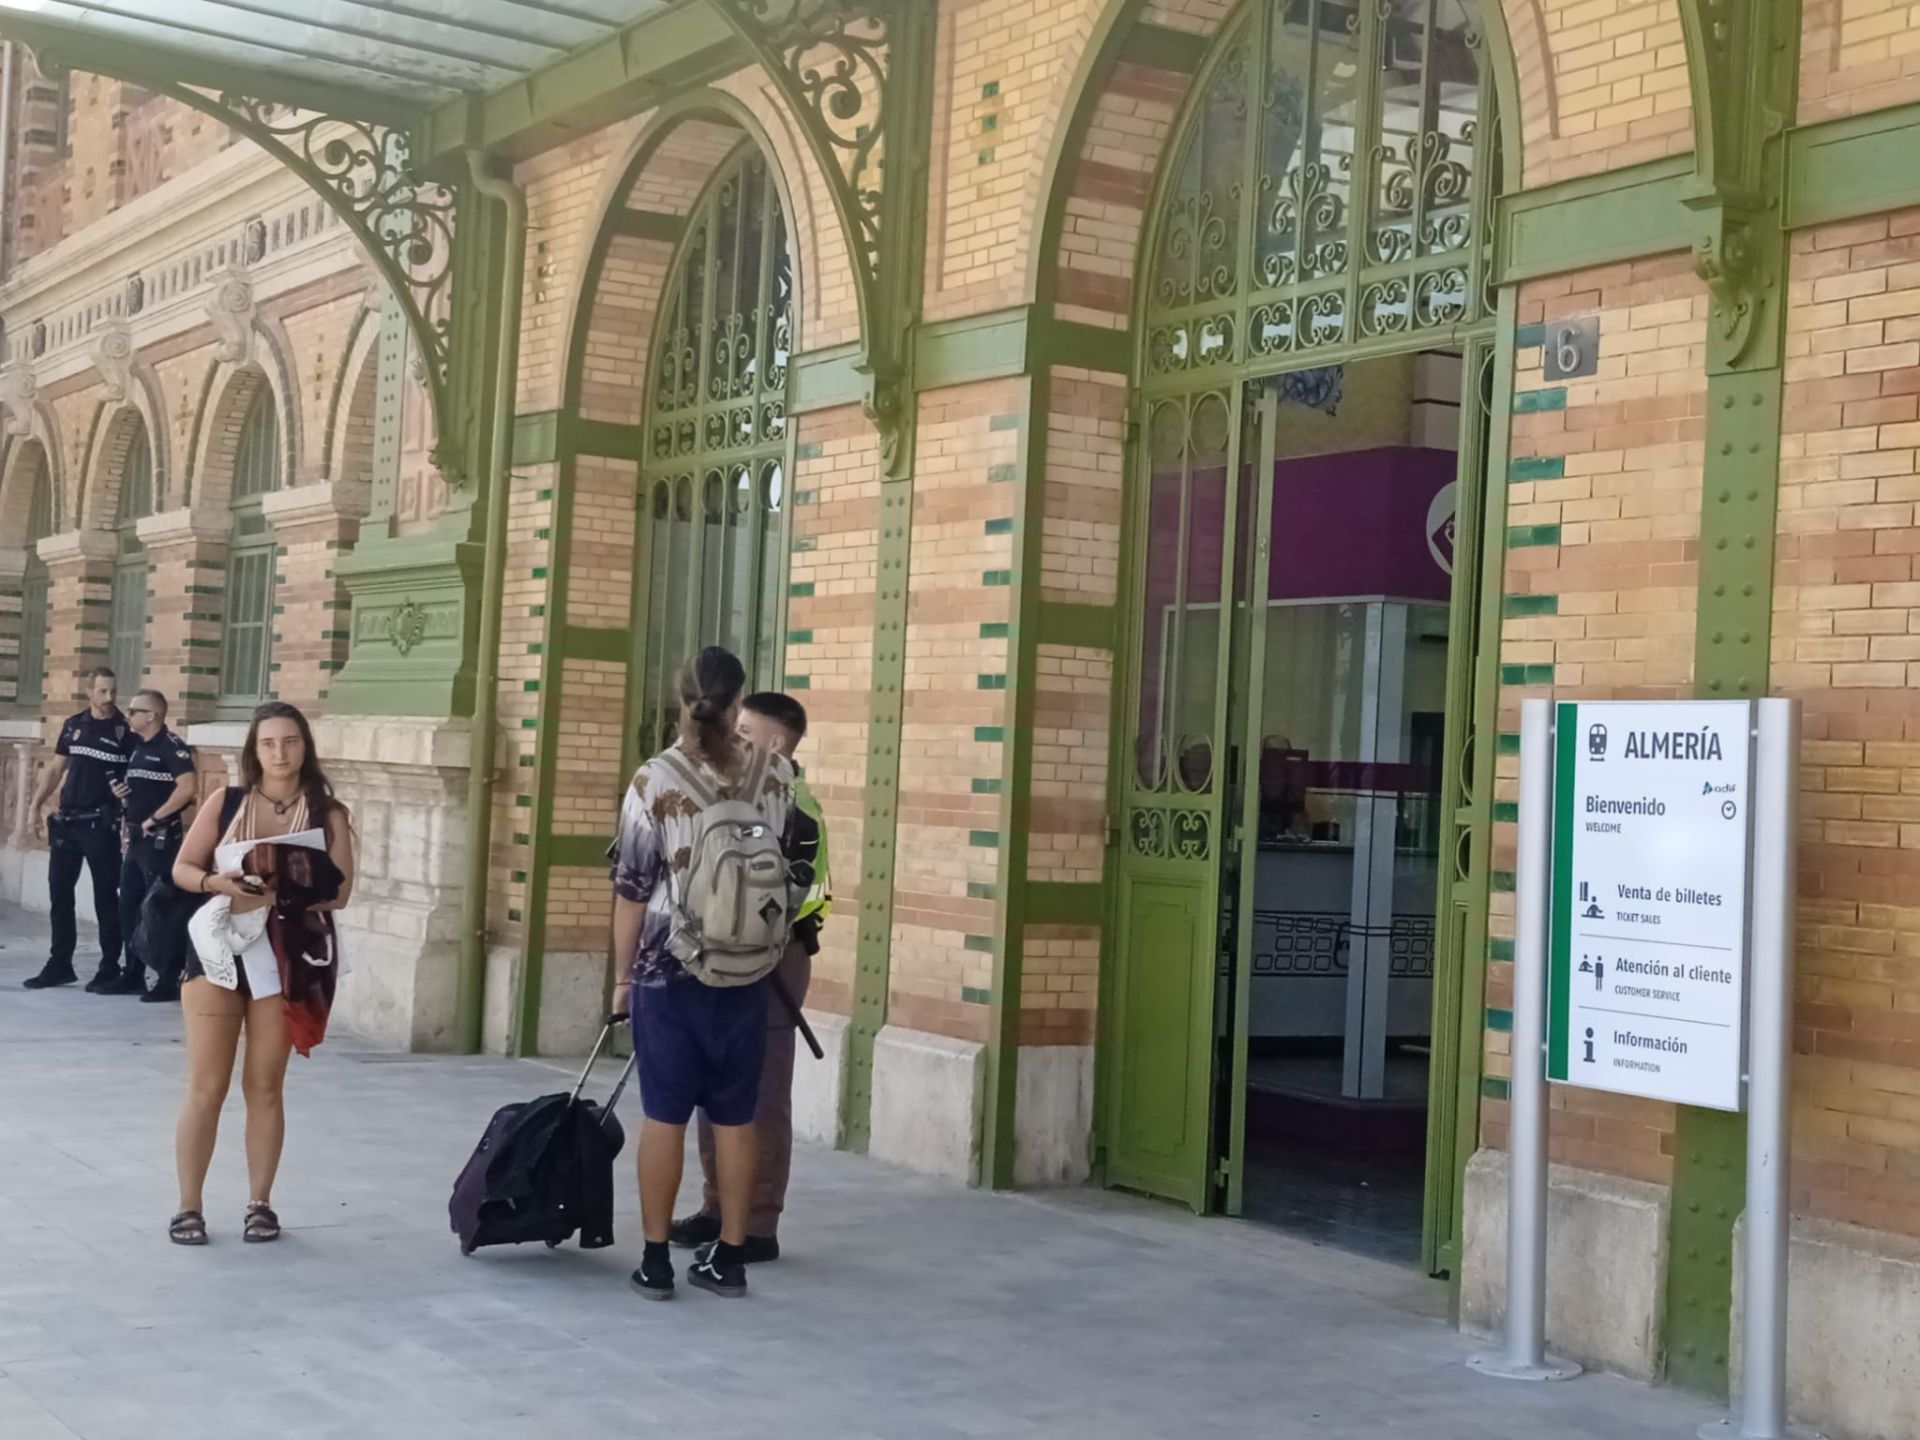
[449,1013,635,1256]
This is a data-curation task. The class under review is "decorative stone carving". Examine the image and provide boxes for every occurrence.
[385,599,429,656]
[204,268,257,365]
[863,366,910,481]
[244,216,268,265]
[91,320,136,405]
[0,367,36,438]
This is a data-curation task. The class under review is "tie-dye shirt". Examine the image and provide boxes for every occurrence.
[607,741,795,985]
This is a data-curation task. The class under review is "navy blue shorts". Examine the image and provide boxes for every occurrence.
[632,975,769,1127]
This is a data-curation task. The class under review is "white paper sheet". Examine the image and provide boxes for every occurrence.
[213,827,328,875]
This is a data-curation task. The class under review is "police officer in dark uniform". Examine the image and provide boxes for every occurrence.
[107,689,197,1000]
[24,667,133,991]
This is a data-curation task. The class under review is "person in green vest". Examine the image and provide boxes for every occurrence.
[670,690,829,1264]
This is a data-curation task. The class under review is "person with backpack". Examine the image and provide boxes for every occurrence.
[670,690,828,1264]
[610,647,796,1301]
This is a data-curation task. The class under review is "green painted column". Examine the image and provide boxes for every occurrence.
[330,178,507,717]
[839,7,938,1153]
[1664,0,1799,1396]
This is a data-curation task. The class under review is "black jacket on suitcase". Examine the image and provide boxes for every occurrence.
[450,1019,633,1255]
[450,1090,626,1254]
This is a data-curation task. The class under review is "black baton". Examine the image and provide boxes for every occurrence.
[769,968,824,1060]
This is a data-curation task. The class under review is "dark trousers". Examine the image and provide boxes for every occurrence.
[48,813,122,971]
[698,942,811,1238]
[119,827,182,981]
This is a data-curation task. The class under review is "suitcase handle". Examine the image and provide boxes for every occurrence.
[568,1012,636,1116]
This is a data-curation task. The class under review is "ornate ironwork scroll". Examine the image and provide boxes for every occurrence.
[1677,0,1798,374]
[24,50,460,478]
[711,0,932,478]
[1144,0,1492,387]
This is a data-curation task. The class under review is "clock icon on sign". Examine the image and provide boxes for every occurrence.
[1721,800,1738,820]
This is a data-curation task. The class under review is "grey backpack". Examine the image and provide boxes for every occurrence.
[652,746,792,987]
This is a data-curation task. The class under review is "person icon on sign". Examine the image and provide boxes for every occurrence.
[1582,1028,1596,1064]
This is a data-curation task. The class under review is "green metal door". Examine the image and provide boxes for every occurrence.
[1105,383,1247,1211]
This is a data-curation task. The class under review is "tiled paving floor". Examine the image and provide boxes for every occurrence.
[0,902,1716,1439]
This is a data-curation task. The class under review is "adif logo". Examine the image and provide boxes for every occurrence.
[1426,481,1457,574]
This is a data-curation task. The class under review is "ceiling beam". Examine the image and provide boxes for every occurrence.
[418,1,746,166]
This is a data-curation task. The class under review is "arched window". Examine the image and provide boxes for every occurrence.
[17,470,53,708]
[220,391,280,704]
[633,144,793,753]
[108,419,153,682]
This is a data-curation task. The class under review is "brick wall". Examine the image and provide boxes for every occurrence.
[39,550,111,714]
[922,0,1105,321]
[1800,0,1920,123]
[785,404,881,1016]
[489,459,560,951]
[1484,252,1709,1183]
[5,56,68,266]
[1021,366,1126,1047]
[278,291,372,483]
[1499,0,1693,188]
[886,380,1022,1043]
[514,119,649,416]
[1775,210,1920,1237]
[1049,55,1189,330]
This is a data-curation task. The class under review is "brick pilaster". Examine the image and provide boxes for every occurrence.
[35,531,115,716]
[261,480,369,714]
[135,508,231,724]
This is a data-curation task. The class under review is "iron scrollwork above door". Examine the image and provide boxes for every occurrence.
[1145,0,1494,385]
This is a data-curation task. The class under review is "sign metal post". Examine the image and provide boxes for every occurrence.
[1701,698,1819,1440]
[1469,698,1579,1382]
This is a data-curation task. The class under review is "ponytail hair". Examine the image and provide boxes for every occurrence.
[677,646,747,764]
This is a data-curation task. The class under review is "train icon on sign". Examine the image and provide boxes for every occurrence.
[1588,723,1607,761]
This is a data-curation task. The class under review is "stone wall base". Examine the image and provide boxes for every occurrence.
[1734,1213,1920,1440]
[870,1026,984,1184]
[0,845,50,915]
[1014,1044,1093,1186]
[1459,1147,1670,1379]
[791,1009,849,1147]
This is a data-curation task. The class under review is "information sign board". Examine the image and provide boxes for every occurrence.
[1547,700,1754,1110]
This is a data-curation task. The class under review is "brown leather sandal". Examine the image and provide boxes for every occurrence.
[169,1211,208,1246]
[243,1202,281,1243]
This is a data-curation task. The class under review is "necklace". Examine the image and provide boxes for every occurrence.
[256,786,299,817]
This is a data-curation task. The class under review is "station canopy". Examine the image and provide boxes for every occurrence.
[0,1,680,122]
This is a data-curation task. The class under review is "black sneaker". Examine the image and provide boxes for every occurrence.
[23,962,78,990]
[82,965,120,994]
[141,981,181,1004]
[630,1247,675,1302]
[102,968,147,996]
[668,1211,722,1249]
[698,1235,780,1265]
[688,1243,748,1298]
